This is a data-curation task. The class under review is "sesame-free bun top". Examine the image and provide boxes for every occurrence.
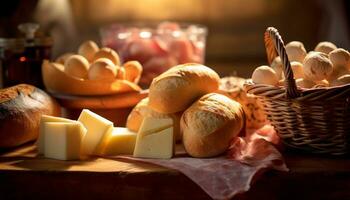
[181,93,245,158]
[148,63,220,114]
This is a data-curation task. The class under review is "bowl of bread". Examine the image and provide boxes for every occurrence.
[42,40,148,126]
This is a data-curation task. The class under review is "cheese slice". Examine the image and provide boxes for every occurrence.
[78,109,113,155]
[38,115,75,154]
[98,127,137,156]
[133,117,174,159]
[44,122,86,160]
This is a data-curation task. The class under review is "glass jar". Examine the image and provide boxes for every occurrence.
[100,22,207,87]
[0,23,53,89]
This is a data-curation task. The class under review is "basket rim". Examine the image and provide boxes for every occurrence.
[244,80,350,101]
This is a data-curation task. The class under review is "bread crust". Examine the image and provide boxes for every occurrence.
[148,63,220,114]
[181,93,245,157]
[0,84,61,148]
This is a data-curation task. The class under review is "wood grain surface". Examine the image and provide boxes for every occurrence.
[1,143,350,200]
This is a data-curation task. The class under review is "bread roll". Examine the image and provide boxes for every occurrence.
[78,40,99,62]
[0,84,61,148]
[55,52,74,65]
[64,55,90,79]
[123,61,143,83]
[93,47,121,66]
[88,58,117,81]
[126,98,182,141]
[148,63,220,114]
[285,41,307,63]
[251,65,278,85]
[181,93,245,158]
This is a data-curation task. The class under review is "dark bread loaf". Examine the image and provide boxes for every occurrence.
[0,84,60,148]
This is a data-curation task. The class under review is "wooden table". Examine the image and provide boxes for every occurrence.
[1,143,350,200]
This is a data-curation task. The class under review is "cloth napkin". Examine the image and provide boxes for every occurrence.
[118,125,287,200]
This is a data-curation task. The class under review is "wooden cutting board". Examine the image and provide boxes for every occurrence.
[1,143,350,200]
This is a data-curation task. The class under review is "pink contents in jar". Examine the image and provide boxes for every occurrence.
[100,22,207,86]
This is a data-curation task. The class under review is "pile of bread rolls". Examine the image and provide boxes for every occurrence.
[252,41,350,88]
[55,40,142,83]
[127,63,245,158]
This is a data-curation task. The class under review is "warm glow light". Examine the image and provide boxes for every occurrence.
[19,57,26,62]
[118,32,131,39]
[139,31,152,39]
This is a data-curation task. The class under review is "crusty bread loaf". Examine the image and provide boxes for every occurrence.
[148,63,220,114]
[0,84,61,148]
[126,97,182,141]
[218,76,267,129]
[181,93,245,158]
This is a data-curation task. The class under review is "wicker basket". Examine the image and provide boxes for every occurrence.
[244,27,350,155]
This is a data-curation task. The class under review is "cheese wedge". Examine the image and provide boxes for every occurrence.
[133,117,174,159]
[44,122,86,160]
[78,109,113,155]
[98,127,137,155]
[38,115,75,154]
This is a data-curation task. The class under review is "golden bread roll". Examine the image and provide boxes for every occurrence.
[123,61,143,83]
[326,67,349,83]
[251,65,278,85]
[55,52,74,65]
[271,56,283,80]
[64,55,90,79]
[78,40,99,62]
[303,52,333,81]
[290,61,304,79]
[329,48,350,70]
[0,84,61,148]
[116,67,126,80]
[315,41,337,54]
[218,76,267,129]
[181,93,245,158]
[330,74,350,86]
[148,63,220,114]
[88,58,117,81]
[126,98,182,141]
[285,41,307,63]
[295,78,316,88]
[93,47,121,66]
[42,60,141,95]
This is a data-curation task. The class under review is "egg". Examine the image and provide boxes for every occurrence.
[78,40,99,62]
[252,65,278,85]
[93,47,121,66]
[88,58,117,81]
[64,55,90,79]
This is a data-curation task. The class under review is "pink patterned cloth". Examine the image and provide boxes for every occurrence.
[118,125,287,200]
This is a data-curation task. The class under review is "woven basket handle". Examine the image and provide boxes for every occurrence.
[264,27,300,98]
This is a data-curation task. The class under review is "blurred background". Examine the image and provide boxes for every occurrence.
[0,0,349,78]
